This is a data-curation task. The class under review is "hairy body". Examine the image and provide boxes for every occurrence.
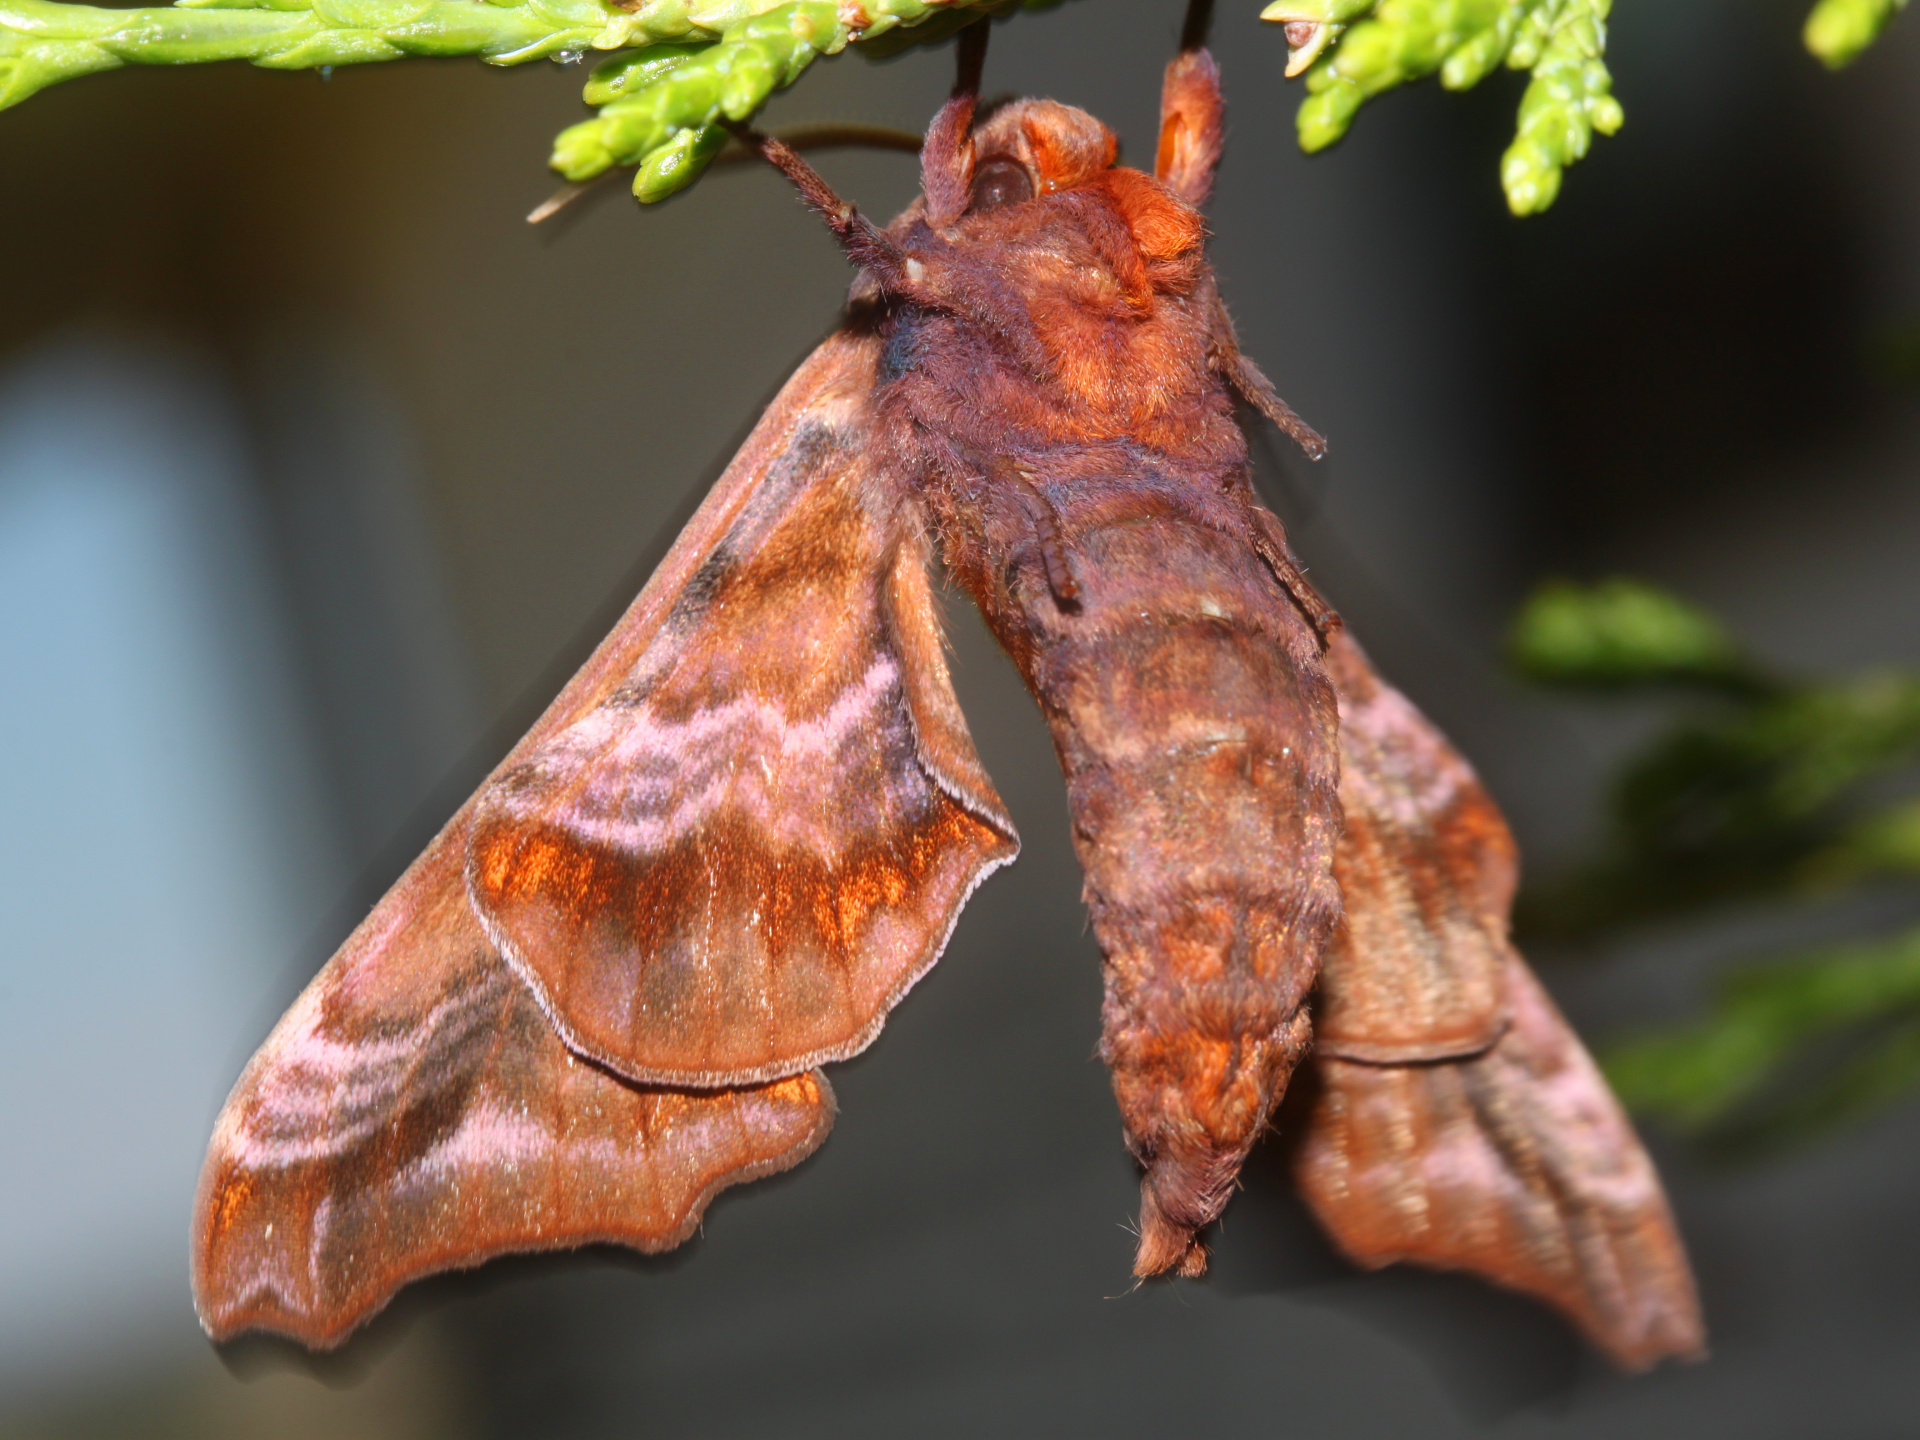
[861,94,1342,1273]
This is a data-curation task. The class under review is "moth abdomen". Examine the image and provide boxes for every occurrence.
[974,508,1342,1277]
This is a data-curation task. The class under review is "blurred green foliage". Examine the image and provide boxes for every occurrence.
[1511,578,1920,1154]
[1609,927,1920,1157]
[1805,0,1907,68]
[1869,320,1920,385]
[1509,577,1758,692]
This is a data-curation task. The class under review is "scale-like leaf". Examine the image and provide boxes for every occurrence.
[1271,0,1621,214]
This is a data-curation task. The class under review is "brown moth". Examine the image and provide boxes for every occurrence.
[191,18,1705,1371]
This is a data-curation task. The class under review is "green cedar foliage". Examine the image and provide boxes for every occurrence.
[3,0,1909,210]
[550,0,1025,203]
[1268,0,1622,215]
[1606,927,1920,1157]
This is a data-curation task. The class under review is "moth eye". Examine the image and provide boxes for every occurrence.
[969,158,1034,213]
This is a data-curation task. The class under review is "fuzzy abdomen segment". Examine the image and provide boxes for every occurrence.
[999,512,1343,1276]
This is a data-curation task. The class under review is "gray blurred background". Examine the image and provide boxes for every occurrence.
[3,0,1919,1433]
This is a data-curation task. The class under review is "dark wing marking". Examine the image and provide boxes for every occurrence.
[1292,634,1706,1371]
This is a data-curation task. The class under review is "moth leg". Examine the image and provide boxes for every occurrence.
[1179,0,1216,51]
[1207,294,1328,461]
[1009,463,1081,608]
[1248,506,1343,644]
[1224,349,1328,461]
[921,18,989,226]
[932,433,1080,609]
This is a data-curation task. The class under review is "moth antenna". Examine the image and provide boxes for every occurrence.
[527,125,923,226]
[922,18,989,226]
[723,121,914,287]
[953,12,989,93]
[527,180,592,225]
[742,122,926,159]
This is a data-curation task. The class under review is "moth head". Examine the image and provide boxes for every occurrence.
[939,100,1206,292]
[966,100,1117,204]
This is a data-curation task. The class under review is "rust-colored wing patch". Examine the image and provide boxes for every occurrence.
[1294,635,1705,1371]
[466,344,1016,1089]
[192,834,833,1350]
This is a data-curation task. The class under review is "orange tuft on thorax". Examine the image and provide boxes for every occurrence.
[1020,106,1119,192]
[1101,167,1204,267]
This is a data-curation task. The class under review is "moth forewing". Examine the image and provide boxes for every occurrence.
[191,327,1008,1347]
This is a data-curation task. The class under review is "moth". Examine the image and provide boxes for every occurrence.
[192,16,1706,1372]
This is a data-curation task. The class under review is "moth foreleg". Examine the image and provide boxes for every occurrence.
[1222,348,1328,461]
[1248,506,1343,644]
[1009,464,1081,608]
[1206,293,1329,461]
[1157,41,1224,206]
[926,432,1080,609]
[920,19,989,226]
